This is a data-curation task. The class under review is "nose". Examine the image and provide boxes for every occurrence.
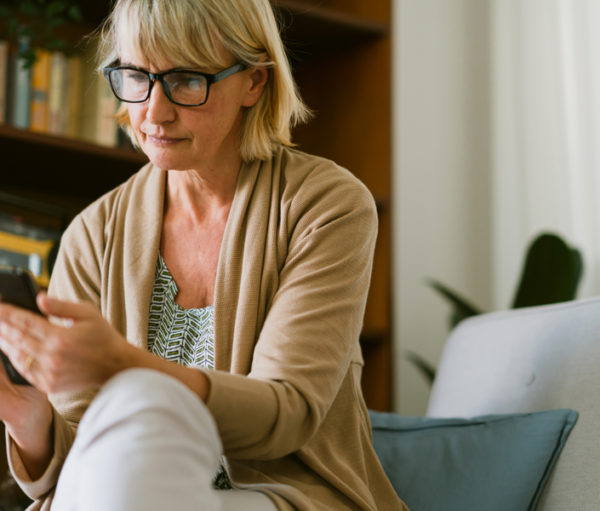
[145,79,176,124]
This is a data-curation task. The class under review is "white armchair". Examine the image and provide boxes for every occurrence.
[427,297,600,510]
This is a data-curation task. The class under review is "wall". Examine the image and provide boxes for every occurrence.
[392,0,492,414]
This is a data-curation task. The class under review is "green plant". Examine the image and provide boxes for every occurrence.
[0,0,82,67]
[407,232,584,384]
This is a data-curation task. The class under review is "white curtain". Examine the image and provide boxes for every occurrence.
[491,0,600,307]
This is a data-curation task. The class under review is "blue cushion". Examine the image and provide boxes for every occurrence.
[369,409,578,511]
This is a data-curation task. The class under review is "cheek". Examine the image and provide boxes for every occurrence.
[127,104,145,131]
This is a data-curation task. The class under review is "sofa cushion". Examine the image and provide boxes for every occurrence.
[369,409,577,511]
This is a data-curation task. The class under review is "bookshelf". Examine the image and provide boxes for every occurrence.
[0,1,393,411]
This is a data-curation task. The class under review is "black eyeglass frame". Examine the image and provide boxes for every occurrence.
[102,62,247,107]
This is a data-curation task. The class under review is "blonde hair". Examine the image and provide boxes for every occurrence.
[97,0,311,161]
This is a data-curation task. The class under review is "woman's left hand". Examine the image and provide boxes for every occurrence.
[0,292,130,394]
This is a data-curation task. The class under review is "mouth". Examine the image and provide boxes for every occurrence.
[146,134,186,147]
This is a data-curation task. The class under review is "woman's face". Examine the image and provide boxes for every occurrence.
[122,51,265,173]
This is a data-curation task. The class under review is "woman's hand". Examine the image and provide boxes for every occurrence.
[0,292,135,478]
[0,292,130,396]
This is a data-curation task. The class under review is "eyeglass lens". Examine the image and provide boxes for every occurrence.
[110,69,209,105]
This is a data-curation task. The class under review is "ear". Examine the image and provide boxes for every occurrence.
[242,66,268,107]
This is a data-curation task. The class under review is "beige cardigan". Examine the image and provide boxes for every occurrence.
[8,146,407,510]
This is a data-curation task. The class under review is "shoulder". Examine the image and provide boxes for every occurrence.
[274,146,377,228]
[64,162,160,242]
[277,146,372,195]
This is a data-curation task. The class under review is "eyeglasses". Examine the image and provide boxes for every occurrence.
[102,62,247,107]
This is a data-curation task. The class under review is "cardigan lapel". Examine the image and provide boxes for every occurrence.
[119,164,166,349]
[214,150,283,373]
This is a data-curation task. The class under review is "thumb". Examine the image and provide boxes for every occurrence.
[36,292,97,322]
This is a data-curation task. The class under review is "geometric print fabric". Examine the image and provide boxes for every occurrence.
[147,253,215,369]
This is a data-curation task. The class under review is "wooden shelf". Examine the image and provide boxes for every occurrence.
[0,124,147,199]
[78,1,389,56]
[0,124,144,163]
[272,0,388,56]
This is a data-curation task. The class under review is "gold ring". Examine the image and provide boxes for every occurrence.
[23,355,34,371]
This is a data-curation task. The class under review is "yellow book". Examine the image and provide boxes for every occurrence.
[65,54,83,138]
[96,79,119,147]
[29,49,52,133]
[81,49,118,147]
[48,51,68,135]
[0,231,54,287]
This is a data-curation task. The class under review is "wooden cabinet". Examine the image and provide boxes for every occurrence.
[274,1,393,411]
[0,0,393,411]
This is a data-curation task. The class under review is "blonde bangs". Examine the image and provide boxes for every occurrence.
[105,0,228,69]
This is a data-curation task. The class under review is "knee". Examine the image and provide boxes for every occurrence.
[77,368,220,452]
[57,370,224,509]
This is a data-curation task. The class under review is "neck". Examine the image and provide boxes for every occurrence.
[164,164,239,224]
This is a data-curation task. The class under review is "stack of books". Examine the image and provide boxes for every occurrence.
[0,38,121,148]
[0,192,67,288]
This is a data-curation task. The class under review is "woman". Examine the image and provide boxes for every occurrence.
[0,0,407,510]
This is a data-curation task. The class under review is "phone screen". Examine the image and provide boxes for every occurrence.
[0,266,41,385]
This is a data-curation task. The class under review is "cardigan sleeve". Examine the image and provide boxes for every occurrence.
[205,164,378,460]
[6,209,105,501]
[6,407,74,502]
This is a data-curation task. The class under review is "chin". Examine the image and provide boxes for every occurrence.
[143,146,187,171]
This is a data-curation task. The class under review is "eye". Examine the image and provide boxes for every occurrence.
[123,69,148,83]
[185,76,205,91]
[167,72,207,91]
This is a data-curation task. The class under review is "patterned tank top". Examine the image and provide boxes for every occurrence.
[147,254,215,367]
[146,253,231,490]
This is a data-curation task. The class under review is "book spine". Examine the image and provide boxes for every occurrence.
[80,52,99,144]
[29,48,51,133]
[65,55,83,138]
[0,40,8,124]
[96,79,119,147]
[9,39,32,130]
[48,51,68,135]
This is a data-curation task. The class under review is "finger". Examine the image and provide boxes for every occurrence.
[37,292,97,322]
[0,330,36,387]
[0,302,50,345]
[0,316,38,359]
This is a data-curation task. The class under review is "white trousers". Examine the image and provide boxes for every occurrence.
[51,369,277,511]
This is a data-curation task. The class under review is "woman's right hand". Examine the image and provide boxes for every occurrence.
[0,362,54,480]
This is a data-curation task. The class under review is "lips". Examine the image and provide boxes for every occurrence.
[146,134,185,146]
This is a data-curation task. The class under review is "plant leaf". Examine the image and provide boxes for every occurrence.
[19,2,41,17]
[427,279,484,328]
[0,6,13,18]
[67,5,82,22]
[405,351,437,385]
[46,2,68,18]
[7,17,19,37]
[511,232,584,309]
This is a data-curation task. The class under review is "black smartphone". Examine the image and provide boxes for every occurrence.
[0,266,42,385]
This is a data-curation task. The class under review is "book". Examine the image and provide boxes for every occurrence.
[65,54,83,138]
[81,50,119,147]
[0,40,8,124]
[48,51,68,135]
[96,79,119,146]
[8,38,32,130]
[29,48,52,133]
[0,211,62,288]
[0,230,55,287]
